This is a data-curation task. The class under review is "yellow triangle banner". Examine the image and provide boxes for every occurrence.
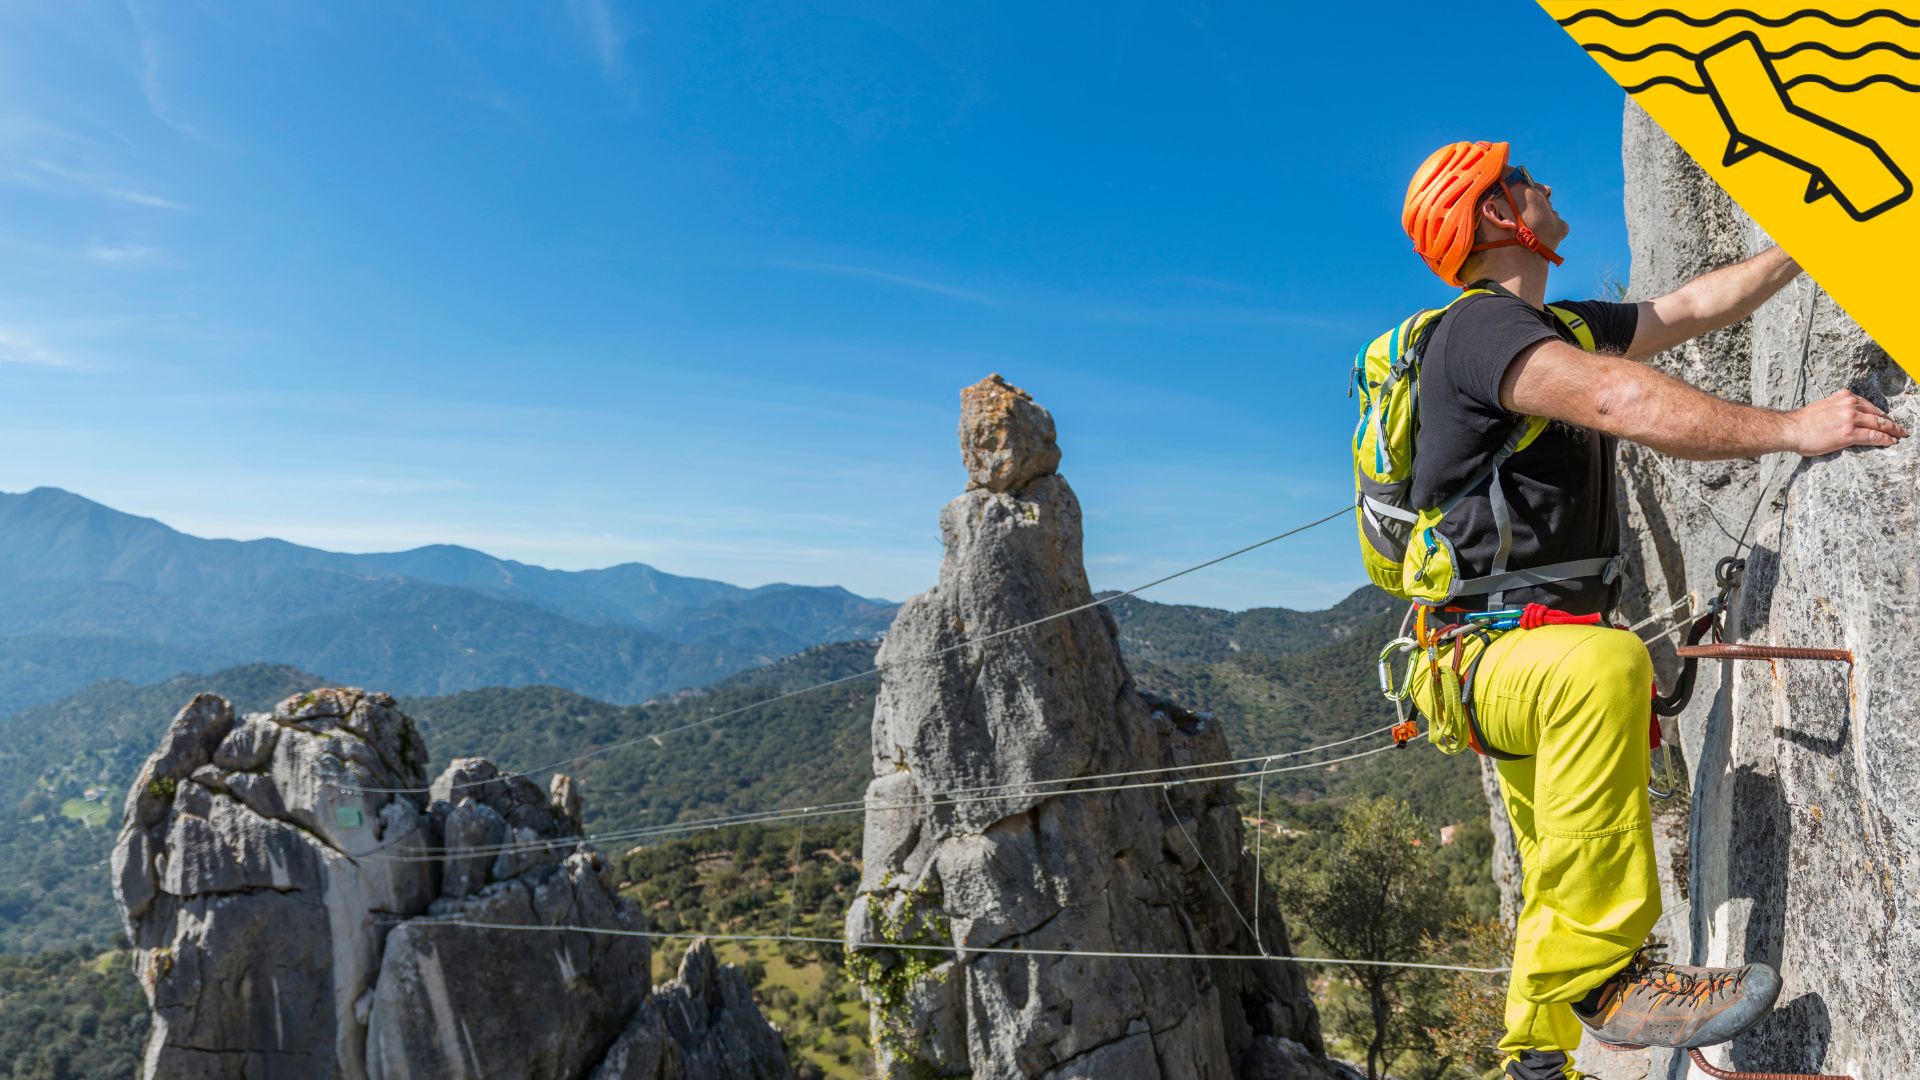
[1540,2,1920,377]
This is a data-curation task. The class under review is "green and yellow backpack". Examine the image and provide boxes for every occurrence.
[1351,289,1607,609]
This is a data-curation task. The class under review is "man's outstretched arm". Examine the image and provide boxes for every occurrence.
[1625,246,1801,361]
[1500,340,1907,460]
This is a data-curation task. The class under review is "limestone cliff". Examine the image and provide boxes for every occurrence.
[1568,104,1918,1078]
[112,687,791,1079]
[847,375,1353,1079]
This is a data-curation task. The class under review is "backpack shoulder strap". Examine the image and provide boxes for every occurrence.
[1545,304,1598,352]
[1402,288,1496,366]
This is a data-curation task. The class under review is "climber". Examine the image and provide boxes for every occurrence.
[1392,140,1905,1080]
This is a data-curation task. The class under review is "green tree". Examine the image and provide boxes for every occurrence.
[1280,797,1458,1080]
[1426,918,1514,1074]
[13,789,53,818]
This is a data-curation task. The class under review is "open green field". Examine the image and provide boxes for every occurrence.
[58,799,111,829]
[625,820,871,1079]
[715,940,869,1078]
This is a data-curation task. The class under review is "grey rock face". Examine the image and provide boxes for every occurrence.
[850,376,1333,1078]
[115,689,438,1079]
[1242,1037,1368,1080]
[592,939,792,1080]
[1591,101,1919,1077]
[1476,756,1523,926]
[114,686,791,1080]
[365,852,649,1080]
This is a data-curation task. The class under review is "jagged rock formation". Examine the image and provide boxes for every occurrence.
[592,940,792,1079]
[1554,103,1918,1078]
[848,374,1355,1079]
[113,687,791,1079]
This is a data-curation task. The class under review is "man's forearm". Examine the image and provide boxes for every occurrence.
[1593,358,1793,459]
[1506,344,1797,459]
[1673,246,1798,330]
[1631,247,1800,359]
[1508,337,1905,459]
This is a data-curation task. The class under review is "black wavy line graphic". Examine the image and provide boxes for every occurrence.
[1783,72,1920,92]
[1588,41,1920,63]
[1622,72,1920,94]
[1559,8,1920,30]
[1622,76,1710,94]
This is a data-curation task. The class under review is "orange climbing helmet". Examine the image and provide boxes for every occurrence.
[1403,140,1564,286]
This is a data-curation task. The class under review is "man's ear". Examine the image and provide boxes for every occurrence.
[1477,192,1517,239]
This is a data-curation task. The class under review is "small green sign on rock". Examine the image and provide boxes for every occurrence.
[334,806,364,829]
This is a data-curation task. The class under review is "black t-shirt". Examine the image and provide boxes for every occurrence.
[1409,282,1639,614]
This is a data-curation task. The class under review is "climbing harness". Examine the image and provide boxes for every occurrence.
[1382,600,1605,758]
[1377,557,1737,797]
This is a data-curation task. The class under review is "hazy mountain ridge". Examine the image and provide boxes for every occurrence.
[0,487,897,710]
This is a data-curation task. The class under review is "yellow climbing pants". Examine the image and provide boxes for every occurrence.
[1410,623,1661,1062]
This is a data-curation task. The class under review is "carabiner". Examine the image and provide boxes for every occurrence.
[1377,636,1420,702]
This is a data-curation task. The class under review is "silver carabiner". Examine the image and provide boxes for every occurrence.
[1377,636,1420,702]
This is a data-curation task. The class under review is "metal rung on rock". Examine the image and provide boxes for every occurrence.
[1592,1041,1854,1080]
[1675,644,1853,664]
[1685,1045,1854,1080]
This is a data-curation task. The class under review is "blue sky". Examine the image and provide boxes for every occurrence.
[0,1,1637,610]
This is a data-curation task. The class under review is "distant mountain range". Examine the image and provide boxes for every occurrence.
[0,487,898,711]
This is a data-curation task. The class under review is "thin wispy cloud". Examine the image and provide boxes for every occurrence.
[125,0,203,139]
[113,188,185,210]
[30,159,187,211]
[763,259,1000,306]
[85,242,164,263]
[0,328,74,368]
[567,0,628,78]
[0,110,96,152]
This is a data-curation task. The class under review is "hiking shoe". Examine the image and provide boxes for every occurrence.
[1574,945,1782,1048]
[1506,1049,1587,1079]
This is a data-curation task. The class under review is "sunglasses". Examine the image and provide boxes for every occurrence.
[1479,164,1536,207]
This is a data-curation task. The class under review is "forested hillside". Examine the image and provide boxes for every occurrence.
[0,949,146,1080]
[0,664,325,953]
[0,585,1480,960]
[0,585,1498,1077]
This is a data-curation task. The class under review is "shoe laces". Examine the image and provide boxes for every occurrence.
[1621,944,1747,1008]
